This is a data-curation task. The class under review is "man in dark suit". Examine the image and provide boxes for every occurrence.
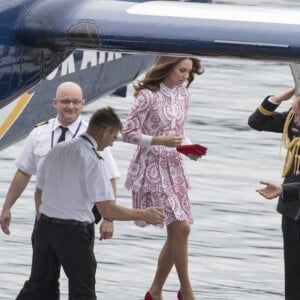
[249,87,300,300]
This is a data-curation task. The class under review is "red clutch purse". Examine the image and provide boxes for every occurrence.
[176,144,207,156]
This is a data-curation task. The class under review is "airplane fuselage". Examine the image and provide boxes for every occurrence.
[0,50,157,150]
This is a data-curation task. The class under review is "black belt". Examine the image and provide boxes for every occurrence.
[40,214,91,226]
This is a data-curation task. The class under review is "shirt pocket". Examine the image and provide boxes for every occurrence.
[33,145,50,171]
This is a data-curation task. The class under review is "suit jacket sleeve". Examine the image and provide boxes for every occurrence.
[248,95,290,133]
[282,183,300,201]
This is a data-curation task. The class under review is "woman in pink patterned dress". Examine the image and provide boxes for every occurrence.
[122,56,204,300]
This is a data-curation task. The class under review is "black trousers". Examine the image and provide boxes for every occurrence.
[16,216,96,300]
[282,215,300,300]
[31,218,61,298]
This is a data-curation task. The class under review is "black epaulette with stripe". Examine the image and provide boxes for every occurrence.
[34,120,49,127]
[93,148,103,160]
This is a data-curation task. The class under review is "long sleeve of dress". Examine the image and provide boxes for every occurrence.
[122,90,153,146]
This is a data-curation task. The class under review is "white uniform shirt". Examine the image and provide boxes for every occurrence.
[14,116,120,179]
[37,134,115,222]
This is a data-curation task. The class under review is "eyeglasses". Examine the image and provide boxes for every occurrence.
[56,99,83,105]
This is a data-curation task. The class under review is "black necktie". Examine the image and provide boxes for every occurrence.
[57,126,68,143]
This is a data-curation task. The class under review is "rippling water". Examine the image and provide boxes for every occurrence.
[1,1,300,299]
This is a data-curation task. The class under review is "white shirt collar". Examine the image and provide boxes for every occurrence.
[81,132,98,149]
[53,116,83,135]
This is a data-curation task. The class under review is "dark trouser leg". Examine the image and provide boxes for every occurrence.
[282,215,300,300]
[54,224,97,300]
[31,218,61,296]
[16,219,60,300]
[31,218,37,247]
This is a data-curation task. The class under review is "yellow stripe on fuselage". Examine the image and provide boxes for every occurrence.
[0,93,32,139]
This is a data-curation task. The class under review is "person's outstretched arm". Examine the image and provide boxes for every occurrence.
[0,169,31,234]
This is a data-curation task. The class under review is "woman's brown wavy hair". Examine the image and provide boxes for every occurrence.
[133,56,204,97]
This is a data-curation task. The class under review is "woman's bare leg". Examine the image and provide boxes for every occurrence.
[148,238,174,300]
[169,221,195,300]
[147,221,195,300]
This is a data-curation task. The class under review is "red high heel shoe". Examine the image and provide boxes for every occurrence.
[144,291,154,300]
[177,290,183,300]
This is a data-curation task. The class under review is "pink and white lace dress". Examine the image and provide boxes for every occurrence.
[122,83,193,227]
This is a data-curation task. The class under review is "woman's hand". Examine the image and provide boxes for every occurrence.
[187,154,201,161]
[152,135,183,147]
